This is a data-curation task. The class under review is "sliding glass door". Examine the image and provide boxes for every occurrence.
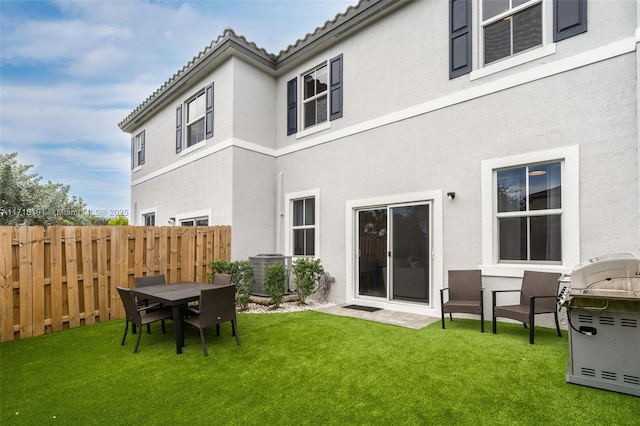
[356,203,431,304]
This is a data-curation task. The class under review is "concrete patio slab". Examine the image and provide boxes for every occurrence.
[315,304,439,330]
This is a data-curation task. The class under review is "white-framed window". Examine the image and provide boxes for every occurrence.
[143,212,155,226]
[180,217,209,226]
[285,189,320,258]
[481,0,543,66]
[186,92,206,148]
[286,54,342,137]
[481,146,579,276]
[303,64,328,130]
[176,82,213,154]
[131,130,145,169]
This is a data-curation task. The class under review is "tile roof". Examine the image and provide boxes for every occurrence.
[119,0,400,131]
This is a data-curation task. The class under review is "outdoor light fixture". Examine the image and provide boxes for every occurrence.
[168,218,176,225]
[447,192,455,200]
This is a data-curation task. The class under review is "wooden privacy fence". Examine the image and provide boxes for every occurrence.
[0,225,231,342]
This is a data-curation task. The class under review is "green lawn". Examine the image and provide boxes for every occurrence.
[1,311,637,425]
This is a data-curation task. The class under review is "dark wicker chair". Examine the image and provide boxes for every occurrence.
[440,270,484,332]
[133,274,166,333]
[492,270,562,344]
[116,286,172,353]
[184,285,240,356]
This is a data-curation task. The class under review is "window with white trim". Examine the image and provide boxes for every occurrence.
[303,64,328,129]
[186,92,205,148]
[143,212,155,226]
[292,197,316,256]
[481,146,579,276]
[131,130,144,169]
[181,217,209,226]
[496,161,561,262]
[481,0,543,66]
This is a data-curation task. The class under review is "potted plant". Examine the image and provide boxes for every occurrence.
[292,258,324,304]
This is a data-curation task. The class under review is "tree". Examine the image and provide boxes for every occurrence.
[0,152,89,226]
[107,215,129,226]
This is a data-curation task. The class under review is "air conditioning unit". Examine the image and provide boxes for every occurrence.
[249,254,291,296]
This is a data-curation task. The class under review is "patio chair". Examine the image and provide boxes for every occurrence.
[183,284,240,356]
[492,271,562,344]
[187,273,232,313]
[440,270,484,332]
[133,274,166,333]
[116,286,172,353]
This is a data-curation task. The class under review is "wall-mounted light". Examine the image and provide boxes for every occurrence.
[168,218,176,225]
[447,192,456,200]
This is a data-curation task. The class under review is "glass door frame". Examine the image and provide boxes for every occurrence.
[346,191,443,313]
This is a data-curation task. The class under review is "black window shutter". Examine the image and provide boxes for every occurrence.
[140,130,145,165]
[553,0,587,42]
[329,54,343,121]
[130,136,134,169]
[176,104,182,153]
[449,0,471,79]
[205,82,214,139]
[287,78,297,136]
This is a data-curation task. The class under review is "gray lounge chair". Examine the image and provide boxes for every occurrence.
[440,270,484,332]
[492,270,562,344]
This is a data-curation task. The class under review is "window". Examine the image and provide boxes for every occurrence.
[143,212,155,226]
[131,130,144,169]
[496,161,561,262]
[180,217,209,226]
[186,92,205,148]
[176,83,214,153]
[481,146,580,276]
[292,197,316,256]
[481,0,542,65]
[287,54,342,136]
[448,0,587,79]
[303,65,328,129]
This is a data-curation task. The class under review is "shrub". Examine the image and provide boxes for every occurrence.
[292,258,324,304]
[263,262,286,309]
[231,260,255,310]
[208,260,255,310]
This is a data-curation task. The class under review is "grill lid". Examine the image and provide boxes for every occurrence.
[569,253,640,300]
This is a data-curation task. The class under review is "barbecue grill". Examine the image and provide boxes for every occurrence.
[559,253,640,396]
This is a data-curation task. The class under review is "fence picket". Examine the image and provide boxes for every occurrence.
[0,227,14,341]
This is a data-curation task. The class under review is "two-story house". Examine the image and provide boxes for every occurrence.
[119,0,640,318]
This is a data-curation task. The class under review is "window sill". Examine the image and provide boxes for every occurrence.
[470,43,556,81]
[295,121,330,139]
[132,165,142,173]
[179,140,206,156]
[480,263,572,278]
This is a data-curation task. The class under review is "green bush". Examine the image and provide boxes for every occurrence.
[292,258,324,304]
[231,260,255,310]
[263,262,286,308]
[208,260,255,310]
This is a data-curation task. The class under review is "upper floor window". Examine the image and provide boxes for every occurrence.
[496,161,561,262]
[186,92,206,148]
[287,54,343,136]
[481,0,542,65]
[448,0,587,80]
[176,82,214,154]
[131,130,145,169]
[303,64,328,129]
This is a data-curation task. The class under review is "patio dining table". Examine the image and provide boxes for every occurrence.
[131,281,226,354]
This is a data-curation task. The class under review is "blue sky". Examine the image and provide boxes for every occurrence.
[0,0,356,217]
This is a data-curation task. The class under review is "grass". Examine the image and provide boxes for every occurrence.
[1,311,638,425]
